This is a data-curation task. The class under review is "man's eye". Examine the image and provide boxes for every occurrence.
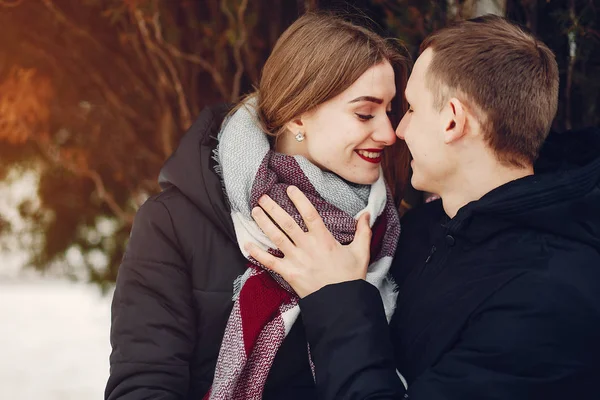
[356,113,374,121]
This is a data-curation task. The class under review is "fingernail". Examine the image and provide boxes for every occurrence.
[287,186,297,194]
[251,207,260,217]
[244,243,254,252]
[365,213,371,224]
[258,195,266,205]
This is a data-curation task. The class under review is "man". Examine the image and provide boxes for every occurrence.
[247,15,600,399]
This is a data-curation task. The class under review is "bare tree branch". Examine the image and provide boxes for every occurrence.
[231,0,249,102]
[82,168,134,225]
[40,0,100,44]
[39,0,152,101]
[158,107,175,160]
[133,9,191,129]
[220,0,248,101]
[472,0,507,17]
[446,0,459,22]
[149,7,229,101]
[88,70,142,121]
[28,3,148,123]
[149,11,192,129]
[133,9,175,158]
[0,0,23,7]
[34,139,135,225]
[10,38,164,169]
[566,0,577,130]
[161,41,229,100]
[125,24,160,89]
[301,0,319,12]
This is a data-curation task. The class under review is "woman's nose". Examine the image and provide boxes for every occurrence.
[373,118,397,146]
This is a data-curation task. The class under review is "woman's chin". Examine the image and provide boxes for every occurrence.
[339,170,379,186]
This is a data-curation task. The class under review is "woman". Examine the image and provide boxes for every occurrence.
[105,12,409,400]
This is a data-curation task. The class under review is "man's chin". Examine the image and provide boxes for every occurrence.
[410,175,427,192]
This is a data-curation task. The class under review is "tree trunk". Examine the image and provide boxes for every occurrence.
[472,0,507,17]
[448,0,506,22]
[565,0,577,130]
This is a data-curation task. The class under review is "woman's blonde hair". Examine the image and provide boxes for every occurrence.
[243,12,411,205]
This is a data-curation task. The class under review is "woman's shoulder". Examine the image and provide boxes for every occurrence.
[131,186,240,277]
[130,186,231,264]
[141,185,226,236]
[157,103,237,242]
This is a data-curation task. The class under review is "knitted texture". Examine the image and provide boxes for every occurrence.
[206,99,400,399]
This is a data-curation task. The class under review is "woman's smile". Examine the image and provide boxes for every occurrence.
[355,148,383,164]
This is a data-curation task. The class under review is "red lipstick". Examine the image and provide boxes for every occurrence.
[355,148,383,164]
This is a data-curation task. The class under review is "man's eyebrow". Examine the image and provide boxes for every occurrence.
[349,96,384,105]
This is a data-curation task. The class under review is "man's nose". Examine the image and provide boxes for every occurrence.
[396,116,407,140]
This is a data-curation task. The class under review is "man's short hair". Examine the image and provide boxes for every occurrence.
[420,15,559,167]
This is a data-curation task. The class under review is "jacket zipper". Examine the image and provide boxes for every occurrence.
[403,241,453,349]
[424,245,437,264]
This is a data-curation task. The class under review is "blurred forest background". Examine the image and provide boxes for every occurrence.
[1,0,599,288]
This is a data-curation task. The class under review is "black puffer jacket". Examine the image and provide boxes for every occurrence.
[105,105,316,399]
[298,127,600,399]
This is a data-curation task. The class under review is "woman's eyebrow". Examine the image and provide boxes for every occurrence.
[348,96,384,104]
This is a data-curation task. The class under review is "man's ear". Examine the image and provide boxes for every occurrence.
[441,97,467,144]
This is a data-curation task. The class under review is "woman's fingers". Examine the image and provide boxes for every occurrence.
[355,212,372,244]
[286,186,328,234]
[251,206,295,254]
[257,195,305,243]
[350,212,372,272]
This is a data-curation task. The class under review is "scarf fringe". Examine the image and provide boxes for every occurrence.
[212,145,234,219]
[232,268,253,302]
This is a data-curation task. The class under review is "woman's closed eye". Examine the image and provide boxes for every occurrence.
[356,109,393,121]
[355,113,374,121]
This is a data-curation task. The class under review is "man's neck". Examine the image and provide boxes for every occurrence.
[440,163,534,219]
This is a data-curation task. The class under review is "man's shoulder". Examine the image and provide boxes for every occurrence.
[544,241,600,310]
[455,268,600,397]
[482,265,600,328]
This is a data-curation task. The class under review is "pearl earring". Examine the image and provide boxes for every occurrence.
[295,132,305,142]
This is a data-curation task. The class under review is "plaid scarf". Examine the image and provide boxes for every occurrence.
[206,99,400,399]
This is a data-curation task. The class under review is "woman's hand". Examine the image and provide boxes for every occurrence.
[245,185,372,298]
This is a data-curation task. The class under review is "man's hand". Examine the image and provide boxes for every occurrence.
[245,185,372,298]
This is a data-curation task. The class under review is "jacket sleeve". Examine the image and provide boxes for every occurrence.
[105,199,195,400]
[299,280,406,400]
[299,277,599,400]
[406,274,598,400]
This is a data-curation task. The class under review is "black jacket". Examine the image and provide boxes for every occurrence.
[300,127,600,399]
[105,105,316,399]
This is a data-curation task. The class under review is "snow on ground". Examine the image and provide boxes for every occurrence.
[0,171,114,399]
[0,279,112,400]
